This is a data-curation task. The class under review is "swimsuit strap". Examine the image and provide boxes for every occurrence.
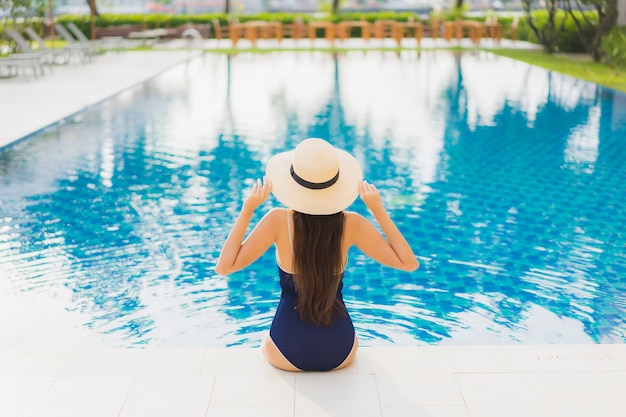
[287,209,294,254]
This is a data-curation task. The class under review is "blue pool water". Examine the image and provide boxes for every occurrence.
[1,51,626,348]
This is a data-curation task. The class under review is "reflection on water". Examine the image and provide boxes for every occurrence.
[1,51,625,348]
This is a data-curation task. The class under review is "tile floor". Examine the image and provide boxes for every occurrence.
[1,42,623,417]
[1,345,626,417]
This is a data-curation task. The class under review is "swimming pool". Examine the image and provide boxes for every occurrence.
[1,51,625,348]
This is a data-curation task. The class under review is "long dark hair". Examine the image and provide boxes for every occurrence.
[292,211,346,326]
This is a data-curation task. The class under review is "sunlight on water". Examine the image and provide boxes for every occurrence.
[1,51,626,348]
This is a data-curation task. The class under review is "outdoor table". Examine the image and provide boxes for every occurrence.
[308,21,336,42]
[337,21,371,41]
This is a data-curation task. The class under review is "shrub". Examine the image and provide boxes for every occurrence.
[601,25,626,68]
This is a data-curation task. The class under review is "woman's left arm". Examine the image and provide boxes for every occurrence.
[214,178,276,275]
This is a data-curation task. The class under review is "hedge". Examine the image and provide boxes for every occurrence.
[602,25,626,67]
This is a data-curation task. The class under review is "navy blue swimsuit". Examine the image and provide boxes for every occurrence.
[269,266,355,371]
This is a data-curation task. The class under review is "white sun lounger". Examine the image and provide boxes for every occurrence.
[23,27,74,64]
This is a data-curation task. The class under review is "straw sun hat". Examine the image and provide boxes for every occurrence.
[265,138,363,215]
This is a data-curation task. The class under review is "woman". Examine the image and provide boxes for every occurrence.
[215,138,419,371]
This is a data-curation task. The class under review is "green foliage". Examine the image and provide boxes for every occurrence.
[54,11,428,30]
[335,12,420,23]
[601,25,626,68]
[443,5,469,21]
[516,9,597,53]
[0,0,46,20]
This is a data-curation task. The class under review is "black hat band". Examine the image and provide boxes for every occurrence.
[290,165,339,190]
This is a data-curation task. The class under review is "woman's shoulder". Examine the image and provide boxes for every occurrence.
[344,210,366,221]
[268,207,289,215]
[264,207,289,221]
[344,210,369,231]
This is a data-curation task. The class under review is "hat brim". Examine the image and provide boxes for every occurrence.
[265,148,363,215]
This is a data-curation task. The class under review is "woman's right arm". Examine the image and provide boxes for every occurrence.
[347,180,419,272]
[214,178,276,276]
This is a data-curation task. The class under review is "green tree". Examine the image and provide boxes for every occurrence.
[1,0,46,25]
[86,0,99,16]
[521,0,569,54]
[564,0,618,61]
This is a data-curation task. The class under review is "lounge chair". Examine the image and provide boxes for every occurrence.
[23,27,74,64]
[6,29,69,70]
[0,53,45,79]
[5,28,55,72]
[66,22,124,52]
[54,23,95,61]
[2,29,48,78]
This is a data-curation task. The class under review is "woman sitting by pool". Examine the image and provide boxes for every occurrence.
[215,138,419,371]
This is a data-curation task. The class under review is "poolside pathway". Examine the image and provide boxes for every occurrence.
[0,50,200,149]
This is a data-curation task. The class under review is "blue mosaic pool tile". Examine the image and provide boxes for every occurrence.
[2,52,626,347]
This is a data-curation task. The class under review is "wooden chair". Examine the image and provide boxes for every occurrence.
[308,21,336,43]
[282,17,308,41]
[454,19,484,45]
[373,19,396,39]
[337,18,371,42]
[394,16,423,47]
[428,18,441,39]
[211,18,231,40]
[509,16,519,42]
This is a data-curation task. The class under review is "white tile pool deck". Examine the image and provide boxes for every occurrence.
[1,42,625,416]
[2,345,626,417]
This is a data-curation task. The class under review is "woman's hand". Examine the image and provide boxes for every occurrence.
[242,177,272,213]
[215,177,274,276]
[358,180,384,214]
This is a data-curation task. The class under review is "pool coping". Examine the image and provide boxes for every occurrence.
[2,344,625,416]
